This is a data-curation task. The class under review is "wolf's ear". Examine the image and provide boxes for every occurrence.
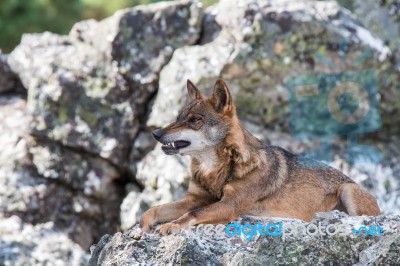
[211,78,233,114]
[187,79,203,101]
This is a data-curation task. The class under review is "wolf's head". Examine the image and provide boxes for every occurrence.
[152,79,236,156]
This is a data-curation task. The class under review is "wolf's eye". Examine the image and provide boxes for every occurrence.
[190,117,202,123]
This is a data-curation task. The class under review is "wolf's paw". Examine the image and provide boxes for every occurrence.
[140,208,157,233]
[158,222,182,235]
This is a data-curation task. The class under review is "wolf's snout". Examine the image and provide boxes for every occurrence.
[152,128,163,141]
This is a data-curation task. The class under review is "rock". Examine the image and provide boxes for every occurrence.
[0,156,121,250]
[331,138,400,216]
[0,215,88,266]
[135,143,191,191]
[354,0,400,66]
[0,52,17,93]
[8,0,203,166]
[0,95,122,250]
[87,234,113,266]
[0,96,30,165]
[8,31,137,166]
[127,130,157,178]
[120,144,190,231]
[147,35,236,127]
[354,0,400,134]
[199,5,221,45]
[28,141,120,199]
[69,0,202,84]
[148,0,392,132]
[1,0,204,258]
[2,1,203,252]
[120,189,145,232]
[88,212,400,265]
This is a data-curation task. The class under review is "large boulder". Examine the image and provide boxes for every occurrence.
[28,141,120,199]
[0,95,122,250]
[88,212,400,265]
[2,0,204,257]
[148,0,392,131]
[0,166,119,250]
[8,0,203,166]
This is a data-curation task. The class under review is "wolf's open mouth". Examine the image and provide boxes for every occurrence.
[161,140,191,155]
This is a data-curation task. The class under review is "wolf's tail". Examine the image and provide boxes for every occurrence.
[338,183,380,216]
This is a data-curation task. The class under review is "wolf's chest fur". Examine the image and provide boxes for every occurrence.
[191,150,234,199]
[190,143,267,199]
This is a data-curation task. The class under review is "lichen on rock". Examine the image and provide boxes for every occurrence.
[88,212,400,265]
[7,0,203,166]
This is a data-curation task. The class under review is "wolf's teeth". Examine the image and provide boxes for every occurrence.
[172,142,175,148]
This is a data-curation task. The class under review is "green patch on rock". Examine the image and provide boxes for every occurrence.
[57,107,68,124]
[76,106,98,127]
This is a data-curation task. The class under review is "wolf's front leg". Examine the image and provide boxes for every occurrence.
[159,199,240,235]
[140,192,213,232]
[159,181,260,235]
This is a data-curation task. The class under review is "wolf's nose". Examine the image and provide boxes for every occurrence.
[152,128,163,141]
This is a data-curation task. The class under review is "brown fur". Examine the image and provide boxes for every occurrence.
[140,79,380,234]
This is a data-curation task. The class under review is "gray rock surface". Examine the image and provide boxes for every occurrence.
[28,141,120,198]
[0,52,17,93]
[89,212,400,265]
[120,144,190,231]
[148,0,392,130]
[0,95,121,250]
[1,1,204,263]
[8,0,202,166]
[0,215,88,266]
[354,0,400,133]
[332,148,400,216]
